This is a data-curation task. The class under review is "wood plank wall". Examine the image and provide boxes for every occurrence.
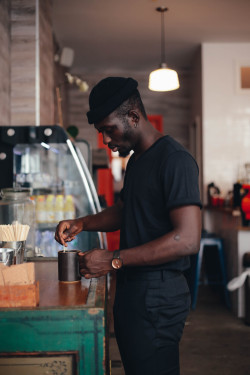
[0,0,55,127]
[11,0,36,125]
[0,0,11,126]
[53,60,69,128]
[39,0,54,125]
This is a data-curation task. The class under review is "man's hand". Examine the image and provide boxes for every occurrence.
[55,218,84,246]
[78,249,113,279]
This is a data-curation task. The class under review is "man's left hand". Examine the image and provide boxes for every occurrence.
[78,249,113,279]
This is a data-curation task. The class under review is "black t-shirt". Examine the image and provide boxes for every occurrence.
[119,135,202,272]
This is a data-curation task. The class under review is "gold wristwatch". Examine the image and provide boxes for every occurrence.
[111,250,123,270]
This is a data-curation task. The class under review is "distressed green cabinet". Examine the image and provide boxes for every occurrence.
[0,261,109,375]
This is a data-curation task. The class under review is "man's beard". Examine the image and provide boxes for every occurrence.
[118,149,130,158]
[118,118,134,157]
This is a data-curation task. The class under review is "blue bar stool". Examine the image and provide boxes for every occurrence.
[191,235,231,310]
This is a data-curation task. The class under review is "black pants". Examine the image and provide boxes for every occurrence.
[113,269,191,375]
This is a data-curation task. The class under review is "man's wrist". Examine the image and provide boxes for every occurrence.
[78,216,89,231]
[111,249,123,270]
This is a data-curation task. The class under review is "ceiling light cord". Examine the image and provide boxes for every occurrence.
[160,8,166,65]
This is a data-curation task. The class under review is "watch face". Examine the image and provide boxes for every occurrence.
[112,258,123,269]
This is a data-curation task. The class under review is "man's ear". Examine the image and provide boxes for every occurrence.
[128,110,140,124]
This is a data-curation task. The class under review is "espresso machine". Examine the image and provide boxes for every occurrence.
[0,125,106,258]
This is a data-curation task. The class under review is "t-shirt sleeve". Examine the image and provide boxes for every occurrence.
[162,151,202,210]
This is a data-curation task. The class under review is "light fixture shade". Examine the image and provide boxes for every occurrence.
[149,67,180,92]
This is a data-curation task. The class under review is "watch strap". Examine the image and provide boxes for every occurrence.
[112,249,120,260]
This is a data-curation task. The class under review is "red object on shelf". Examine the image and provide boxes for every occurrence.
[211,195,224,207]
[241,184,250,220]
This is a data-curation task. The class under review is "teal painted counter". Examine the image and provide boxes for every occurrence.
[0,261,109,375]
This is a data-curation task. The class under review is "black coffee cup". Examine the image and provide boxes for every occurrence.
[58,250,81,283]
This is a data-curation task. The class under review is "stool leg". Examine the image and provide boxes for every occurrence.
[191,245,203,309]
[217,243,231,309]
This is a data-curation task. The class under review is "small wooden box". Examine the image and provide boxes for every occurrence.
[0,281,39,308]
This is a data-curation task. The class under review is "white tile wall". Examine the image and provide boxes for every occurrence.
[202,43,250,199]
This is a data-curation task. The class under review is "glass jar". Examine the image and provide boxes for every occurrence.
[0,188,35,258]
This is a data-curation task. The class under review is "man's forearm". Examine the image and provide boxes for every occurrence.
[120,230,199,267]
[82,201,123,233]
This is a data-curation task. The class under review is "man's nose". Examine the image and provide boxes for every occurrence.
[102,132,111,145]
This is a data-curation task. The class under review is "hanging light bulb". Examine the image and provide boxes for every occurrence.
[149,7,179,92]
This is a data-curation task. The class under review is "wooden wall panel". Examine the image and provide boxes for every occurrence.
[10,0,36,125]
[10,0,54,126]
[53,62,69,128]
[0,0,11,126]
[39,0,54,125]
[68,86,92,143]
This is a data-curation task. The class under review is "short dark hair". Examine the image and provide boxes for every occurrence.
[114,89,147,121]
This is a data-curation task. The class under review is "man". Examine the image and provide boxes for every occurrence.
[55,77,202,375]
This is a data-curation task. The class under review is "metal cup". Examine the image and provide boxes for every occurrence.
[1,241,26,264]
[58,250,81,283]
[0,248,14,266]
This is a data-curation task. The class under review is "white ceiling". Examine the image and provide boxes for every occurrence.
[52,0,250,75]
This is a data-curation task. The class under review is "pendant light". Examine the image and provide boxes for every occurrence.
[148,7,180,92]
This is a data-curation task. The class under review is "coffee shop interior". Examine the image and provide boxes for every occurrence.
[0,0,250,374]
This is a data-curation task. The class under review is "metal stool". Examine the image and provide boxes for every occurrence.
[191,237,230,309]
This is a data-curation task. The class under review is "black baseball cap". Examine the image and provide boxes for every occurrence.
[87,77,138,124]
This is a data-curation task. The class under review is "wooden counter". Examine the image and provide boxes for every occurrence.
[36,261,90,308]
[204,207,250,318]
[0,261,109,375]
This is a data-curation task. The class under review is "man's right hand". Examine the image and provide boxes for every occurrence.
[54,218,84,246]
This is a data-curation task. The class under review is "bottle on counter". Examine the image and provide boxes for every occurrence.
[233,181,242,208]
[64,194,76,220]
[207,182,221,206]
[36,195,46,223]
[45,194,55,223]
